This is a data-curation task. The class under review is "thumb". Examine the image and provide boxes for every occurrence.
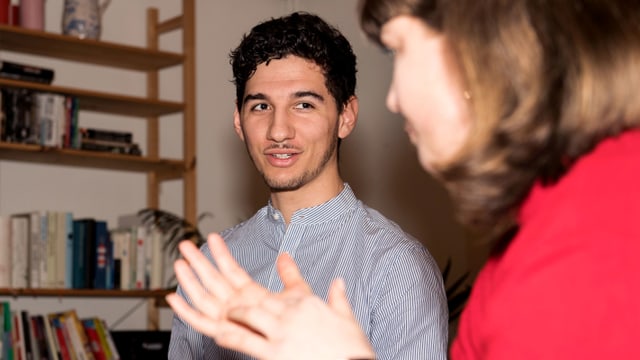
[327,278,356,319]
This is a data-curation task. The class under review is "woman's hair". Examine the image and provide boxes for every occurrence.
[360,0,640,244]
[230,12,357,113]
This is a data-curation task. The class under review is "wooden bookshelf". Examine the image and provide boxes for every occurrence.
[0,24,184,71]
[0,0,196,330]
[0,78,184,117]
[0,142,187,179]
[0,288,171,298]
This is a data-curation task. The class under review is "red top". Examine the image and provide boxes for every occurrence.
[451,130,640,359]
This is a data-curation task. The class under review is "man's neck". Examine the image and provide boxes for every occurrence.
[270,178,345,225]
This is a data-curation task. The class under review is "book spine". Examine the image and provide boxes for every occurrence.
[20,311,33,360]
[81,128,132,144]
[93,221,109,289]
[45,211,58,289]
[0,216,11,287]
[91,318,112,360]
[80,319,106,360]
[72,220,86,289]
[97,320,119,360]
[0,60,54,84]
[64,212,74,289]
[134,226,147,289]
[41,314,61,360]
[10,216,30,288]
[49,316,72,360]
[28,211,42,289]
[55,212,67,289]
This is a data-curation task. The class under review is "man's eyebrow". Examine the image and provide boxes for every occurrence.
[294,91,325,102]
[243,93,266,103]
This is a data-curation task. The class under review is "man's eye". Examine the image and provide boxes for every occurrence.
[251,103,269,111]
[294,103,314,110]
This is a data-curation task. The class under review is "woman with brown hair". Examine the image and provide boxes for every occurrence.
[166,0,640,358]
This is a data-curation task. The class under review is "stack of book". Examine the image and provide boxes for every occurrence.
[0,304,121,360]
[0,211,170,291]
[0,60,55,85]
[80,128,142,156]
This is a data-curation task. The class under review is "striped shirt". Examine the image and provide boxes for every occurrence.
[169,184,448,359]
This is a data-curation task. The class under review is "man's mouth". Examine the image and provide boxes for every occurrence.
[272,153,293,159]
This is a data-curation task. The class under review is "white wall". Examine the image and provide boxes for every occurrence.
[0,0,475,330]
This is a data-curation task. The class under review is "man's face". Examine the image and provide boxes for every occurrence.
[234,55,354,192]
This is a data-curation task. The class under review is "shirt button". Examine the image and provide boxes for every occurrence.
[273,213,280,220]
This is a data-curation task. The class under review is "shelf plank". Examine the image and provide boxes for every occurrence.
[0,24,184,71]
[0,142,187,179]
[0,288,173,298]
[0,78,184,117]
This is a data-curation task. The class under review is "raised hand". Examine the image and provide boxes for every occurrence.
[166,233,375,360]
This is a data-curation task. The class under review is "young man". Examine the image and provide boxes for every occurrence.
[168,12,448,359]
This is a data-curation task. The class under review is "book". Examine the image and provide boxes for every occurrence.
[55,212,70,289]
[90,318,112,360]
[63,212,74,289]
[74,218,97,289]
[95,320,119,360]
[81,318,107,360]
[29,315,50,360]
[33,93,67,147]
[133,226,147,289]
[41,313,61,360]
[45,211,59,289]
[93,221,109,289]
[52,310,94,360]
[80,128,132,144]
[12,311,27,360]
[0,60,55,84]
[0,216,10,287]
[10,214,30,288]
[48,315,72,360]
[0,88,36,144]
[110,229,131,290]
[11,211,45,288]
[72,219,87,289]
[20,310,34,360]
[0,302,12,360]
[27,211,43,289]
[79,141,142,156]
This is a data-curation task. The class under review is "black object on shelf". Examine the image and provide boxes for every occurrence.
[110,330,170,360]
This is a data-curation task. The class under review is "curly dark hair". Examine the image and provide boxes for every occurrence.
[230,12,357,113]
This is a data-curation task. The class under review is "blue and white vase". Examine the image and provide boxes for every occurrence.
[62,0,111,40]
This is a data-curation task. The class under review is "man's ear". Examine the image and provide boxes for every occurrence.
[233,107,245,141]
[338,95,359,139]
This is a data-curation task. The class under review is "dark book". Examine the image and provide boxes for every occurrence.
[72,219,87,289]
[94,220,109,289]
[30,315,51,360]
[0,60,54,84]
[80,140,142,156]
[81,127,133,144]
[1,88,36,144]
[74,218,97,289]
[20,310,34,360]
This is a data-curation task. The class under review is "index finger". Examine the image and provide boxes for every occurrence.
[207,232,255,290]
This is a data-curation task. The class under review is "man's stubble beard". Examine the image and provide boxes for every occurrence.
[247,128,340,192]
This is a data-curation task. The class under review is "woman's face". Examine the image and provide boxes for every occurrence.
[380,15,472,173]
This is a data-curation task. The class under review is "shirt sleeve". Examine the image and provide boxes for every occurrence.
[370,243,449,360]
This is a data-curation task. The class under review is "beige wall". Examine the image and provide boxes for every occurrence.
[0,0,477,330]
